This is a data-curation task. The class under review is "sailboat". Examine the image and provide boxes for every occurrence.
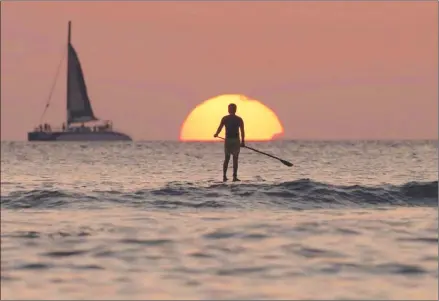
[27,21,132,141]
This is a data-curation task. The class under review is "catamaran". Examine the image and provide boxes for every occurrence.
[27,21,132,141]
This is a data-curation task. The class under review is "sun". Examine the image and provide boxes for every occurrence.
[179,94,284,141]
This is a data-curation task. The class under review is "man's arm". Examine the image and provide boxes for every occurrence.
[240,118,245,146]
[213,117,225,137]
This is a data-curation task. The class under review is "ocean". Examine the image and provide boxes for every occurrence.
[1,140,437,300]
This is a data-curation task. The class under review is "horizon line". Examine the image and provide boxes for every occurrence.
[1,138,437,142]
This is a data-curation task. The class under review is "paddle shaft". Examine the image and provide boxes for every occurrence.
[217,137,293,166]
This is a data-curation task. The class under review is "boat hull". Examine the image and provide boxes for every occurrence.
[27,131,132,141]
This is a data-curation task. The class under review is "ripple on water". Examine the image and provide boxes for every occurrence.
[397,237,438,244]
[318,262,364,274]
[203,230,237,240]
[4,231,41,239]
[422,255,438,262]
[68,264,105,270]
[119,238,173,246]
[42,250,89,258]
[189,252,214,258]
[0,275,18,282]
[216,266,270,276]
[241,233,269,240]
[335,227,361,235]
[374,263,428,275]
[294,247,345,259]
[281,243,345,259]
[317,262,429,276]
[17,263,54,270]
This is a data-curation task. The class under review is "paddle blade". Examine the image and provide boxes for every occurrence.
[280,159,294,167]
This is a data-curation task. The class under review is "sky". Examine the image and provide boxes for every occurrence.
[1,1,437,141]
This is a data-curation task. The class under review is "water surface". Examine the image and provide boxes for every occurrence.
[1,141,437,299]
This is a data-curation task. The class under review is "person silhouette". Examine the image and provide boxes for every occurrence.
[214,103,245,182]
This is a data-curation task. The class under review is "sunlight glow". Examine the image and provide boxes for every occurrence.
[179,94,284,141]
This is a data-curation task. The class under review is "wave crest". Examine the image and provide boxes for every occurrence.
[1,179,437,210]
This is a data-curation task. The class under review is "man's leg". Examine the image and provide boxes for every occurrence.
[232,153,240,181]
[223,153,230,181]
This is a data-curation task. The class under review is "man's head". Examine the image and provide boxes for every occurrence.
[228,103,237,115]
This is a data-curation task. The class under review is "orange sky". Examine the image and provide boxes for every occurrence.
[1,1,437,140]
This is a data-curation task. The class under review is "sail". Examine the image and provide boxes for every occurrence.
[67,43,97,124]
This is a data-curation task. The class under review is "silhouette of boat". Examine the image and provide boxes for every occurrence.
[27,21,132,141]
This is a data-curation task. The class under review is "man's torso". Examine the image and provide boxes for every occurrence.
[223,115,242,139]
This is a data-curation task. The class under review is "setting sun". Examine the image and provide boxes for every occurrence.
[180,94,284,141]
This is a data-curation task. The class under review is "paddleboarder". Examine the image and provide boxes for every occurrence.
[214,103,245,182]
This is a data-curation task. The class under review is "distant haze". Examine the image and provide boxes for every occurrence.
[1,1,437,140]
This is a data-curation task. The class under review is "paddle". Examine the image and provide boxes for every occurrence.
[217,137,293,167]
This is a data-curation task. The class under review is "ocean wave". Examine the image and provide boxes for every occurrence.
[1,179,437,210]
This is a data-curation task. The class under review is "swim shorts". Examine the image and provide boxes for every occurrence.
[224,138,241,156]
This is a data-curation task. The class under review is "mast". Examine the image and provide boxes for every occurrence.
[64,21,98,125]
[66,21,71,126]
